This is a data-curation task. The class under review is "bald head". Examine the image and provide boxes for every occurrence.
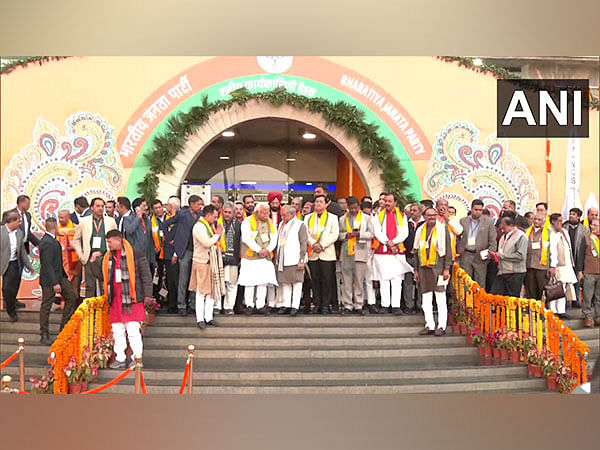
[58,209,71,226]
[588,207,599,221]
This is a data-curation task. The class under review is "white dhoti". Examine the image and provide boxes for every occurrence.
[372,254,413,281]
[237,258,278,286]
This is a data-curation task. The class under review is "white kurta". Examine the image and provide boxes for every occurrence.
[371,210,413,280]
[550,230,577,284]
[237,216,278,287]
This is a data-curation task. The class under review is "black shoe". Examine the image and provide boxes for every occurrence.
[572,301,581,309]
[224,309,234,316]
[378,307,389,314]
[267,307,277,314]
[244,307,254,316]
[197,321,206,329]
[392,307,404,316]
[419,327,435,336]
[206,320,218,327]
[178,309,187,316]
[278,308,289,315]
[16,301,26,309]
[40,334,53,346]
[368,305,378,314]
[187,308,196,315]
[355,308,366,316]
[257,307,270,316]
[406,309,418,315]
[167,308,178,314]
[290,308,299,316]
[53,297,62,305]
[341,308,353,316]
[8,314,18,323]
[331,306,340,314]
[321,308,330,316]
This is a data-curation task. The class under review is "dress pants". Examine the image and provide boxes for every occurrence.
[223,265,239,310]
[112,321,143,363]
[244,285,268,309]
[341,261,367,310]
[165,259,179,311]
[267,285,284,308]
[491,273,525,297]
[40,277,77,336]
[153,258,166,299]
[308,260,336,311]
[402,271,419,310]
[524,268,548,300]
[365,280,376,305]
[281,282,303,309]
[379,278,402,308]
[195,292,215,323]
[460,251,488,286]
[2,260,21,318]
[422,291,448,330]
[582,273,600,320]
[177,251,195,312]
[84,257,104,298]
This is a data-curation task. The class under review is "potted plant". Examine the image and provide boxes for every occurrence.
[526,348,544,377]
[480,334,493,358]
[64,350,97,394]
[556,364,578,394]
[502,330,521,362]
[471,327,483,352]
[29,367,54,394]
[521,334,536,362]
[490,330,502,359]
[450,302,460,333]
[458,304,468,336]
[541,350,559,391]
[145,297,160,325]
[91,334,114,369]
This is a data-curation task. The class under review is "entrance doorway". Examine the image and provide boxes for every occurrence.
[184,118,366,203]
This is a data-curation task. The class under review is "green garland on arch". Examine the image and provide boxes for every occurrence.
[0,56,72,75]
[138,87,415,205]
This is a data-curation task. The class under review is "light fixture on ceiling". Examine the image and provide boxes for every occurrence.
[219,156,230,160]
[473,58,483,66]
[302,130,317,139]
[286,157,297,161]
[222,130,235,137]
[305,182,313,186]
[240,181,256,185]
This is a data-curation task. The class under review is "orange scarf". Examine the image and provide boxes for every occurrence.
[102,239,137,304]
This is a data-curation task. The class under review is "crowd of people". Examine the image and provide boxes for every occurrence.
[1,187,599,368]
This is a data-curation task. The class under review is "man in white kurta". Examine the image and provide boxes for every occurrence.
[237,203,278,314]
[372,193,412,314]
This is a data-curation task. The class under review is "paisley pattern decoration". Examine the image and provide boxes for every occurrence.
[423,122,538,218]
[1,113,126,280]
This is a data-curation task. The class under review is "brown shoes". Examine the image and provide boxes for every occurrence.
[434,328,446,336]
[584,317,594,328]
[419,327,434,335]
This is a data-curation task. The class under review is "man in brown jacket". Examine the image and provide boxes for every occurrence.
[577,218,600,327]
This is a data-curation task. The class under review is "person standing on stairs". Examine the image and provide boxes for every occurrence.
[414,207,453,336]
[189,205,225,329]
[102,230,153,369]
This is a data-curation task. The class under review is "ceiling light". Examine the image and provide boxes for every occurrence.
[222,130,235,137]
[240,181,256,185]
[302,131,316,140]
[473,58,483,66]
[219,156,230,160]
[286,158,297,161]
[305,182,313,186]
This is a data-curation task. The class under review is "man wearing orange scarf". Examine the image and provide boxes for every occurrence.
[58,209,82,299]
[102,230,153,369]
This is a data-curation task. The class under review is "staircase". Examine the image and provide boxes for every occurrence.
[2,310,598,393]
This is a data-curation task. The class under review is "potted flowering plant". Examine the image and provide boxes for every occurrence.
[449,302,460,332]
[542,351,559,391]
[527,348,544,377]
[501,330,521,362]
[145,297,160,325]
[29,367,54,394]
[480,334,493,358]
[64,348,98,394]
[556,364,578,393]
[521,333,536,359]
[91,334,114,369]
[490,329,504,359]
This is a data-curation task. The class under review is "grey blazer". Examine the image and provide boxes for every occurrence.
[1,225,31,276]
[457,216,497,254]
[338,213,374,263]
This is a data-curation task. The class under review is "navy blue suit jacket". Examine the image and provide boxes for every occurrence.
[163,208,199,259]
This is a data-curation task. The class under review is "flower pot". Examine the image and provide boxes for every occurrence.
[483,346,492,358]
[527,363,534,376]
[509,350,520,363]
[500,349,509,360]
[81,381,88,392]
[448,315,457,326]
[467,334,473,345]
[478,345,485,356]
[492,347,501,359]
[459,324,468,336]
[533,365,543,378]
[69,383,83,394]
[546,376,558,391]
[451,324,460,334]
[147,313,156,325]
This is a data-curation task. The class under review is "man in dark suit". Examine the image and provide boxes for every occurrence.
[403,202,425,314]
[163,198,181,313]
[1,195,41,254]
[163,195,205,315]
[458,199,498,286]
[1,211,32,322]
[70,196,91,225]
[38,218,78,345]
